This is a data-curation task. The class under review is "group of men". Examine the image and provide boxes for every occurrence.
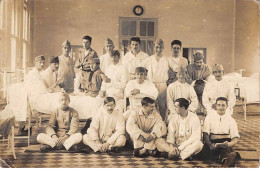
[25,35,240,167]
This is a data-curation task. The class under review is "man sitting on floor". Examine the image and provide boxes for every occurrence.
[126,97,166,157]
[37,92,82,152]
[155,98,203,160]
[201,97,241,167]
[83,97,126,153]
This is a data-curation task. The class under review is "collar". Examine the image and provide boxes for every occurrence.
[138,109,155,119]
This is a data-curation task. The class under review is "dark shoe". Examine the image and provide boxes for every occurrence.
[149,149,160,157]
[185,156,193,161]
[40,145,52,152]
[69,144,81,151]
[81,146,92,153]
[109,147,120,153]
[161,152,168,159]
[133,149,140,157]
[222,152,238,167]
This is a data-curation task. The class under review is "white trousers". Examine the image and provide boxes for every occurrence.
[154,82,167,120]
[132,136,156,150]
[82,134,126,152]
[37,133,82,150]
[155,138,203,160]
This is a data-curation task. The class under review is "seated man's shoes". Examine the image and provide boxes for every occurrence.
[109,147,120,153]
[133,148,148,157]
[149,149,160,157]
[69,144,81,151]
[40,144,52,152]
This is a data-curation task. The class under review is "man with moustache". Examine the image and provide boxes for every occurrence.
[83,97,126,153]
[202,64,236,115]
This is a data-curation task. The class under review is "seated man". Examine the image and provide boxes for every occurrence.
[124,67,158,114]
[78,58,107,97]
[155,98,203,160]
[83,97,126,153]
[99,38,115,73]
[202,64,236,115]
[99,50,127,110]
[37,93,82,151]
[126,97,167,157]
[167,67,198,122]
[186,52,212,84]
[201,97,241,167]
[41,56,61,93]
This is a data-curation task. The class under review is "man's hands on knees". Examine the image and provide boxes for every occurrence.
[55,134,69,149]
[100,143,110,153]
[141,132,156,143]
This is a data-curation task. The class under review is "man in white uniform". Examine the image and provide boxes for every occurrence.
[167,40,189,85]
[155,98,203,160]
[167,67,198,122]
[126,97,167,157]
[99,50,127,110]
[122,37,149,80]
[83,97,126,153]
[99,38,115,73]
[143,39,171,120]
[124,67,158,116]
[202,64,236,115]
[41,56,61,92]
[201,97,241,167]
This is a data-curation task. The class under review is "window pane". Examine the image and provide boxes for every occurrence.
[11,38,16,72]
[122,20,136,36]
[122,40,129,55]
[140,40,146,53]
[140,21,147,36]
[147,41,154,56]
[147,22,154,36]
[0,0,4,30]
[23,42,27,69]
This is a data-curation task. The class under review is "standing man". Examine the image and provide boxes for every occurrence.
[83,97,126,153]
[143,39,171,120]
[126,97,167,157]
[167,40,189,85]
[122,37,149,80]
[75,35,98,72]
[155,98,203,160]
[202,64,236,115]
[57,40,75,93]
[186,52,212,84]
[41,56,61,93]
[201,97,241,167]
[99,38,115,73]
[167,67,198,122]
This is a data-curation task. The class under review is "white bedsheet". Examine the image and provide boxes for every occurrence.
[0,82,104,121]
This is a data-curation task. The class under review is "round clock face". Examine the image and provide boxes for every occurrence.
[133,5,144,16]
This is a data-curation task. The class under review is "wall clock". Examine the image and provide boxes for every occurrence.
[133,5,144,16]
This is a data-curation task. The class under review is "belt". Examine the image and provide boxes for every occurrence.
[210,134,230,140]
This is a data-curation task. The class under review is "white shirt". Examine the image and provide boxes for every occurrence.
[99,53,113,73]
[87,107,125,144]
[203,110,240,139]
[125,80,158,110]
[41,67,57,88]
[202,78,236,111]
[167,81,198,114]
[100,63,127,99]
[122,51,149,79]
[167,56,188,72]
[143,55,170,83]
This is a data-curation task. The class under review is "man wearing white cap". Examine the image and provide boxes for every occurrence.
[186,52,212,84]
[41,56,61,93]
[122,37,149,81]
[202,64,236,115]
[99,38,115,73]
[57,40,75,93]
[167,67,198,122]
[143,39,172,120]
